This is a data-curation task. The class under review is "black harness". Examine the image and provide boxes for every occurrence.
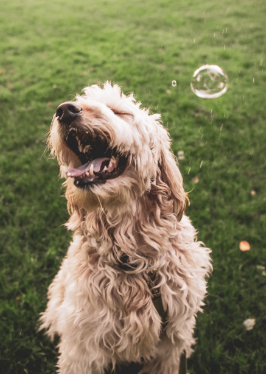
[148,271,187,374]
[113,258,187,374]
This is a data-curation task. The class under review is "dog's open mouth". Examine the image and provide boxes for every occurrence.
[64,130,127,188]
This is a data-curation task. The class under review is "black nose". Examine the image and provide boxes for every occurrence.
[56,102,82,123]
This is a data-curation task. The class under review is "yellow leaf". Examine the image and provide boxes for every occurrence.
[166,89,171,94]
[250,190,256,196]
[239,241,250,251]
[192,176,199,184]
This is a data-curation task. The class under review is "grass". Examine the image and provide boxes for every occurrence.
[0,0,266,373]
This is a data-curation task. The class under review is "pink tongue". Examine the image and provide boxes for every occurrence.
[66,158,110,178]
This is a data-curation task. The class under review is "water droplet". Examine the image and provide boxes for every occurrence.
[190,65,229,99]
[172,80,177,87]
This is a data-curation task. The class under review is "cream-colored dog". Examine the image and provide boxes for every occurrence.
[40,82,211,374]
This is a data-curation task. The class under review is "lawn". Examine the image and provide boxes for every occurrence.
[0,0,266,373]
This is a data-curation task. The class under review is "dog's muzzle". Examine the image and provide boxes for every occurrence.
[56,102,82,124]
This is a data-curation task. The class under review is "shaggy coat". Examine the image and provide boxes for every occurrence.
[40,82,212,374]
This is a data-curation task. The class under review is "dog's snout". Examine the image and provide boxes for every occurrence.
[56,102,82,123]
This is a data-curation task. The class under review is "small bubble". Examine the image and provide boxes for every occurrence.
[190,65,229,99]
[177,150,184,160]
[172,80,177,87]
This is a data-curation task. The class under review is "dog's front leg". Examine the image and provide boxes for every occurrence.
[139,333,184,374]
[40,257,69,338]
[57,337,110,374]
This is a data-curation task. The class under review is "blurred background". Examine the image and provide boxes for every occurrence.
[0,0,265,373]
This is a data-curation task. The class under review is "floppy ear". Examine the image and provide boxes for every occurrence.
[159,146,187,221]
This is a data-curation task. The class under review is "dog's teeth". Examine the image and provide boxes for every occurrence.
[83,145,91,153]
[103,166,107,172]
[78,144,83,152]
[75,135,81,145]
[90,164,94,175]
[86,171,90,176]
[76,180,79,185]
[109,157,115,166]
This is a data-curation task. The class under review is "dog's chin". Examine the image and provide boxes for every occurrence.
[65,165,144,213]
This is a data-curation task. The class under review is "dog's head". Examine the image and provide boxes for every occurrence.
[48,82,186,220]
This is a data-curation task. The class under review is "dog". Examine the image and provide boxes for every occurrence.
[40,82,212,374]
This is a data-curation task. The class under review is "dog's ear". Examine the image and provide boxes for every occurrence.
[158,146,187,221]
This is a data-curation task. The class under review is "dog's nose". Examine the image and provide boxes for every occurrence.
[56,102,82,123]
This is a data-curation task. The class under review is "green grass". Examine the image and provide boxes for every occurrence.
[1,0,266,373]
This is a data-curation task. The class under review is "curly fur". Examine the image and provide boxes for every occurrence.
[40,82,212,374]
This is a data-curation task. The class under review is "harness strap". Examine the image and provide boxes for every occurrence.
[148,272,187,374]
[115,261,187,374]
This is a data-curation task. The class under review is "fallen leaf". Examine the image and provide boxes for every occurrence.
[0,69,2,74]
[192,176,199,184]
[243,318,256,331]
[166,89,171,94]
[7,82,13,89]
[47,102,52,106]
[246,170,251,176]
[250,190,256,196]
[82,71,88,75]
[256,265,265,271]
[16,296,21,301]
[177,151,184,160]
[239,241,250,251]
[53,84,57,88]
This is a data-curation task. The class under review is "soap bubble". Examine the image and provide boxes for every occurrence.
[172,80,177,87]
[190,65,229,99]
